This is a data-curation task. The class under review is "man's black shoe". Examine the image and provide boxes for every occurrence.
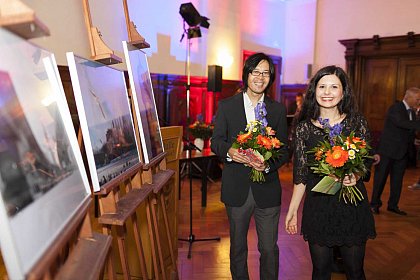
[387,207,407,215]
[370,206,379,215]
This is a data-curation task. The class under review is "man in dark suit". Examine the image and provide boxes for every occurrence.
[211,53,288,279]
[370,87,420,215]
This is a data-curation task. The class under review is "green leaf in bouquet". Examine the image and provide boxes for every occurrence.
[311,176,341,195]
[231,142,240,149]
[264,151,272,160]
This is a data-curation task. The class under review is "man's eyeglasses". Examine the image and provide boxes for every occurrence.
[250,70,270,77]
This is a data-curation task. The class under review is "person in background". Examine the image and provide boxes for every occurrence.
[285,65,376,280]
[288,92,305,163]
[288,92,304,116]
[370,87,420,215]
[408,105,420,190]
[211,52,289,280]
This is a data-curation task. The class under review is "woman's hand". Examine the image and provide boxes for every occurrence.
[342,173,359,186]
[285,210,298,234]
[285,183,306,235]
[372,154,380,165]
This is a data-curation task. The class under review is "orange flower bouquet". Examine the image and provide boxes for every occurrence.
[231,120,283,183]
[308,118,372,205]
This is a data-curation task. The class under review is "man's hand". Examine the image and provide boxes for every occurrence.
[248,160,266,172]
[228,147,250,164]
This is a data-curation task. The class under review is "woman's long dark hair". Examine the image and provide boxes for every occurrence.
[239,53,275,94]
[298,65,356,123]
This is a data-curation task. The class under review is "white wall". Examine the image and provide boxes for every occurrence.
[283,0,317,84]
[23,0,91,65]
[21,0,288,80]
[19,0,420,84]
[314,0,420,72]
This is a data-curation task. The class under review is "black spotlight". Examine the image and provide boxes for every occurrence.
[187,26,201,39]
[179,2,210,29]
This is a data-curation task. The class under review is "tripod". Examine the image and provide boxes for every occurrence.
[178,28,220,259]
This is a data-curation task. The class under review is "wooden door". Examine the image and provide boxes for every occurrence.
[361,58,398,132]
[397,57,420,99]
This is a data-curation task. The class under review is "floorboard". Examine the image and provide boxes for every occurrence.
[177,165,420,280]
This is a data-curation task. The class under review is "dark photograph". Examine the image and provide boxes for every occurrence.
[123,42,164,163]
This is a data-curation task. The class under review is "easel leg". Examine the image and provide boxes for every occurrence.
[131,212,148,280]
[106,244,117,280]
[151,195,167,280]
[103,226,117,280]
[160,192,178,276]
[146,197,161,280]
[116,226,131,280]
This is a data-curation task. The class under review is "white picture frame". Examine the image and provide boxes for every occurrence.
[122,42,164,164]
[66,52,141,191]
[0,28,91,279]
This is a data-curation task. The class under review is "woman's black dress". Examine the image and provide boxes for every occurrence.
[293,113,376,246]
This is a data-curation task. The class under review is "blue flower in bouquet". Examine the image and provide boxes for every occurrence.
[255,102,268,128]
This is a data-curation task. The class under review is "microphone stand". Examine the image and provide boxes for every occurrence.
[178,29,220,259]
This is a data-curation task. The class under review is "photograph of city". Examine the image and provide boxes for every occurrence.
[67,53,141,190]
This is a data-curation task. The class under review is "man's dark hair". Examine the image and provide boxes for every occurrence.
[240,52,275,93]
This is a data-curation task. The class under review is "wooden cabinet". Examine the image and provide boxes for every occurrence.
[340,32,420,144]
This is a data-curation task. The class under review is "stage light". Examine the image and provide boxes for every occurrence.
[187,26,201,39]
[179,2,210,29]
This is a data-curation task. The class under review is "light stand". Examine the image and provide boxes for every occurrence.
[178,27,220,259]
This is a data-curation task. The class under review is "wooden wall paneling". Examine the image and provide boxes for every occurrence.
[280,84,307,115]
[340,32,420,143]
[361,58,398,132]
[397,57,420,98]
[152,73,242,131]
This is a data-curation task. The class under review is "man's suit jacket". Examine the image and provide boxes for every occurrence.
[377,101,420,160]
[210,93,289,208]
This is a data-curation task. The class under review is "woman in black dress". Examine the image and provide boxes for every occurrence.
[285,65,376,280]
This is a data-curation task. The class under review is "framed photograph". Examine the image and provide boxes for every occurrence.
[0,28,91,279]
[66,52,141,191]
[122,42,164,163]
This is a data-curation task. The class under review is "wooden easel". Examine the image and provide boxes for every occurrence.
[121,0,150,49]
[0,3,115,279]
[74,87,162,279]
[94,162,154,280]
[91,151,177,280]
[81,0,122,65]
[125,79,178,279]
[0,0,49,39]
[28,199,115,280]
[141,154,177,280]
[160,126,183,271]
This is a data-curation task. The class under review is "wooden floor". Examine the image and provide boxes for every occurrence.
[177,165,420,280]
[1,165,419,279]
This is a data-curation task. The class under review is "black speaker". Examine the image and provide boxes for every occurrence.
[306,64,313,80]
[208,65,222,92]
